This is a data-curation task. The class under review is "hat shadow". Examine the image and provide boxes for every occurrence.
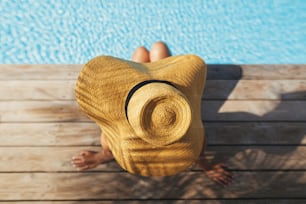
[201,64,306,198]
[204,64,305,156]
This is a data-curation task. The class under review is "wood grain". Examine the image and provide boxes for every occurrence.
[0,101,87,122]
[1,64,305,202]
[0,171,306,200]
[1,80,306,100]
[1,100,305,122]
[0,64,82,80]
[204,80,306,100]
[0,123,101,146]
[207,64,306,80]
[1,64,305,80]
[0,146,305,172]
[0,80,75,100]
[1,122,305,146]
[202,100,306,121]
[204,122,306,145]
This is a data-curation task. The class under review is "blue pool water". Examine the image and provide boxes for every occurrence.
[0,0,305,64]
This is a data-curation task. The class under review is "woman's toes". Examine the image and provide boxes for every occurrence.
[71,158,84,167]
[131,46,150,63]
[71,153,87,169]
[150,41,171,62]
[71,159,83,165]
[71,150,102,170]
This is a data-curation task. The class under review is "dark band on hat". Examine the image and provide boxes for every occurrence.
[125,80,175,119]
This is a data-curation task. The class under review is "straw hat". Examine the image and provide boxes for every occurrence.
[75,54,207,176]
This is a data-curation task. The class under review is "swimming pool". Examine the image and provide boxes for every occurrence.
[1,0,305,64]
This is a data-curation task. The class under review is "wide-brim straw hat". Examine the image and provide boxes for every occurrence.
[75,54,207,176]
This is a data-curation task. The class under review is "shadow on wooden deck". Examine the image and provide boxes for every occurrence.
[69,65,306,201]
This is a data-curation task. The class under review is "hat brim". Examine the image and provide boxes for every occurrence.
[75,55,207,176]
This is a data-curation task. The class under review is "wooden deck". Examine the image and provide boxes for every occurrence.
[0,64,306,203]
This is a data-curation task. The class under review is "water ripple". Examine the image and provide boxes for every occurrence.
[0,0,305,64]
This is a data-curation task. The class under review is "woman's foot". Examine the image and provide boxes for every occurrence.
[196,158,233,186]
[204,163,233,186]
[71,149,113,171]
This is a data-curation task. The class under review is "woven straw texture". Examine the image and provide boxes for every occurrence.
[75,55,206,176]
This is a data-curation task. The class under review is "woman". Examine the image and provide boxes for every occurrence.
[71,41,232,186]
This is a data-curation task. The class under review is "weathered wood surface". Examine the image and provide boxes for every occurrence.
[0,101,84,122]
[0,80,76,100]
[0,64,305,202]
[1,122,305,146]
[1,172,306,200]
[202,100,306,121]
[0,146,305,172]
[1,100,306,122]
[1,64,305,80]
[0,64,82,80]
[0,123,101,146]
[206,64,306,80]
[204,80,306,100]
[1,80,306,100]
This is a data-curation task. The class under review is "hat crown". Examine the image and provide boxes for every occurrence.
[126,82,192,146]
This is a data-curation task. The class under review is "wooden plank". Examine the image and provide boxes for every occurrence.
[204,80,306,100]
[0,101,87,122]
[0,80,75,100]
[1,101,305,122]
[0,65,305,80]
[1,80,306,100]
[0,146,305,172]
[205,122,306,145]
[208,146,306,170]
[0,64,82,80]
[207,64,306,80]
[0,123,101,146]
[0,171,306,200]
[1,122,305,146]
[202,100,306,122]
